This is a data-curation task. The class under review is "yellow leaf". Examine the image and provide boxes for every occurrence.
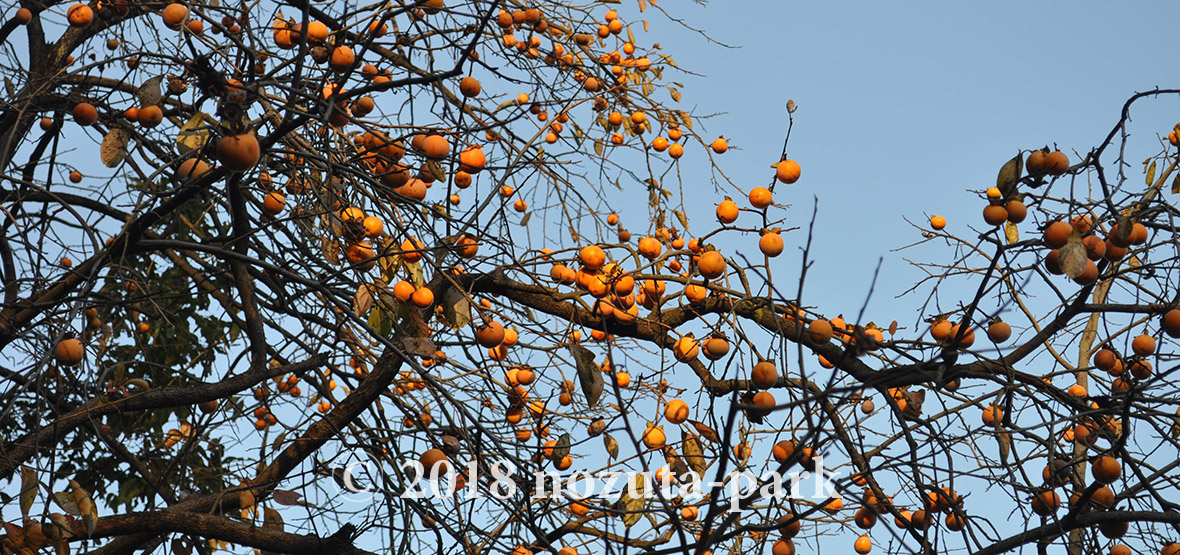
[20,465,37,518]
[176,112,211,155]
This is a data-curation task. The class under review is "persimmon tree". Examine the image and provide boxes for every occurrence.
[2,1,1180,555]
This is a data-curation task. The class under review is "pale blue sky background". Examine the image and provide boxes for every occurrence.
[642,1,1180,326]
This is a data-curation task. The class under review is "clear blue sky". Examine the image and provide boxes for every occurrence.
[645,1,1180,326]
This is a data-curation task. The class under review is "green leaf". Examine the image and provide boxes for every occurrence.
[1147,160,1157,186]
[20,465,37,517]
[571,345,603,406]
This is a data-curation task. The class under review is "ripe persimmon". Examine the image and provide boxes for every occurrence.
[306,21,329,42]
[459,76,481,97]
[1162,309,1180,338]
[67,3,93,27]
[1043,249,1064,275]
[664,399,689,424]
[752,391,776,414]
[854,507,877,529]
[710,137,728,153]
[702,335,730,360]
[930,215,946,230]
[217,133,261,171]
[176,158,212,180]
[1073,259,1099,286]
[637,236,662,259]
[1005,200,1028,223]
[362,216,384,238]
[1082,235,1106,260]
[1091,455,1121,484]
[458,145,486,173]
[400,237,426,263]
[162,3,188,29]
[947,324,975,348]
[54,338,84,365]
[981,405,1002,426]
[1026,149,1046,174]
[262,192,285,214]
[696,251,725,279]
[751,361,777,389]
[410,287,434,308]
[930,319,952,341]
[73,102,98,126]
[776,159,801,184]
[475,321,506,348]
[136,105,163,127]
[672,334,699,362]
[579,245,606,270]
[987,320,1011,343]
[642,425,666,449]
[749,186,773,209]
[421,134,450,159]
[1131,334,1155,356]
[983,204,1008,226]
[1045,150,1069,175]
[1043,221,1072,249]
[420,448,450,474]
[15,7,32,24]
[808,319,833,343]
[350,96,375,118]
[760,232,784,257]
[716,198,739,224]
[853,534,871,554]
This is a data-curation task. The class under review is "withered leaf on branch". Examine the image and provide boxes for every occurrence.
[1058,238,1088,279]
[572,344,603,406]
[99,128,130,168]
